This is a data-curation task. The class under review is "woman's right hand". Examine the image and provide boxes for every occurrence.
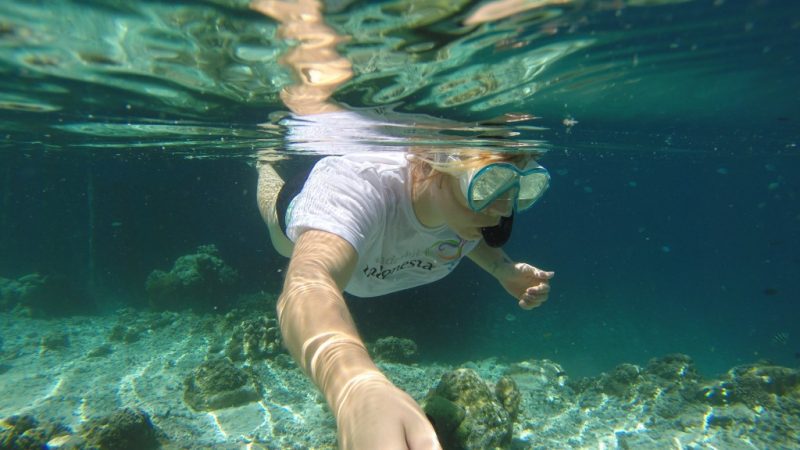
[335,374,441,450]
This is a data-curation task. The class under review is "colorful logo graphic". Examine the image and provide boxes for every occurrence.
[428,238,466,262]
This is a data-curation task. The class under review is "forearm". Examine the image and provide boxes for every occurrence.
[278,278,380,408]
[277,231,383,414]
[467,239,514,279]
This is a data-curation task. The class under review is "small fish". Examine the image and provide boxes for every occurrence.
[562,116,578,127]
[772,332,789,345]
[762,288,779,296]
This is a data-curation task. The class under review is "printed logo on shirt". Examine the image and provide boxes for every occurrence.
[427,238,466,262]
[362,259,434,280]
[361,238,468,281]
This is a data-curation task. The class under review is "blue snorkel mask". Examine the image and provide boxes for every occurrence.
[458,160,550,213]
[418,151,550,247]
[459,159,550,247]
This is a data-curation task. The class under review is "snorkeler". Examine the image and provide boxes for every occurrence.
[252,0,554,448]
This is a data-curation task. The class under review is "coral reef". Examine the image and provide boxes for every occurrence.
[145,245,239,312]
[108,324,142,343]
[0,415,71,449]
[105,309,184,346]
[183,357,263,411]
[698,362,800,408]
[514,354,800,448]
[568,354,703,410]
[370,336,419,364]
[647,353,700,382]
[502,358,571,419]
[423,368,514,450]
[0,273,88,317]
[494,376,521,422]
[1,409,159,450]
[80,408,160,450]
[3,305,799,449]
[224,316,283,362]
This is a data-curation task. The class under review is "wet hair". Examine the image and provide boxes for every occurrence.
[406,149,537,187]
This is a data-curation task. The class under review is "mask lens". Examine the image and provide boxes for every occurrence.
[468,165,516,211]
[516,171,550,211]
[464,161,550,212]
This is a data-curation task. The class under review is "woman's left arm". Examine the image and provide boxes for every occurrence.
[467,240,554,310]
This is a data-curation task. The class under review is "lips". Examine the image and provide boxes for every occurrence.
[463,228,483,240]
[476,217,501,227]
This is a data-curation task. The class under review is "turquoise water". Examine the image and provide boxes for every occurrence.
[1,0,799,447]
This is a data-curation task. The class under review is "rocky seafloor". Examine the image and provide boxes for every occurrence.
[1,297,799,450]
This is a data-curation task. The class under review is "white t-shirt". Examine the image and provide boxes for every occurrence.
[285,151,480,298]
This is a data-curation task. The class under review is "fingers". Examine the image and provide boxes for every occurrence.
[400,395,441,450]
[536,268,555,279]
[518,283,549,310]
[337,382,442,450]
[404,421,442,450]
[516,263,554,280]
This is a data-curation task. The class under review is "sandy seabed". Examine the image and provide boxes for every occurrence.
[1,306,799,449]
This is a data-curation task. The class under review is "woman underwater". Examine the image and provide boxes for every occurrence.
[253,1,554,448]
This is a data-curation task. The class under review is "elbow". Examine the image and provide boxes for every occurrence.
[275,276,343,327]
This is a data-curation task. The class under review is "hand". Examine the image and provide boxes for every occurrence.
[335,373,441,450]
[497,262,554,310]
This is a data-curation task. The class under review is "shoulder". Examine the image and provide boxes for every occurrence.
[315,152,408,174]
[287,153,408,252]
[310,152,409,194]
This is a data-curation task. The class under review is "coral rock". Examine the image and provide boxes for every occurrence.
[183,357,262,411]
[225,316,283,362]
[145,245,239,312]
[494,376,521,422]
[424,368,512,450]
[0,273,87,316]
[0,415,72,450]
[698,363,800,407]
[79,408,159,450]
[646,353,699,382]
[370,336,419,364]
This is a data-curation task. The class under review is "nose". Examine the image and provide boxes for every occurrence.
[485,195,514,217]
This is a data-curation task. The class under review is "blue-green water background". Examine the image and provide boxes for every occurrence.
[1,0,798,377]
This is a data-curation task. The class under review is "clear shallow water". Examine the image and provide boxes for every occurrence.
[1,0,798,416]
[1,0,796,155]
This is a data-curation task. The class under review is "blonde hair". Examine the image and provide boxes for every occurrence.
[406,148,538,187]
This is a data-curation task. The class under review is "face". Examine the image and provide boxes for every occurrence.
[435,173,514,241]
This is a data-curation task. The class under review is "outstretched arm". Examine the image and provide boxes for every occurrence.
[279,229,440,449]
[467,239,554,309]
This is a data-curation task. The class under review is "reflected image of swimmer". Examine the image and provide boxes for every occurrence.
[253,1,554,448]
